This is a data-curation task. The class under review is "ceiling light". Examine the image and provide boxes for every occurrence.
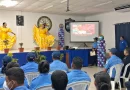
[94,1,112,7]
[61,0,67,3]
[43,5,53,10]
[0,0,18,7]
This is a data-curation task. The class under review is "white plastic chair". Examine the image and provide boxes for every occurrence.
[49,70,67,74]
[109,64,124,90]
[36,85,54,90]
[120,63,130,88]
[66,81,90,90]
[25,72,39,85]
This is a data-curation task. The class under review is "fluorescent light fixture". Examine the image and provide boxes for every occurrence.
[43,5,53,10]
[61,0,67,3]
[0,0,18,7]
[94,1,112,7]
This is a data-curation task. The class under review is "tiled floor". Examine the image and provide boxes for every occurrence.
[81,67,126,90]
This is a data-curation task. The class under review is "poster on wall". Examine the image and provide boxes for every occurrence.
[16,15,24,26]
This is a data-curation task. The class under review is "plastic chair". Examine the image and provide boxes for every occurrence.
[66,81,90,90]
[120,63,130,88]
[25,72,39,85]
[49,70,67,74]
[109,64,124,90]
[36,85,53,90]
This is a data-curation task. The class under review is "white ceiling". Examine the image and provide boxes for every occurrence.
[0,0,130,16]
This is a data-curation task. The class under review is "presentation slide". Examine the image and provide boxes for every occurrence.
[70,22,99,42]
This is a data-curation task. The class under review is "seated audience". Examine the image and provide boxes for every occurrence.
[94,71,111,90]
[0,62,29,89]
[51,70,68,90]
[50,51,68,72]
[21,52,38,73]
[5,67,29,90]
[104,48,123,79]
[30,60,51,90]
[0,55,12,74]
[67,57,91,84]
[121,47,130,77]
[125,81,130,90]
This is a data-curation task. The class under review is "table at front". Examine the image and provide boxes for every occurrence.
[0,49,92,67]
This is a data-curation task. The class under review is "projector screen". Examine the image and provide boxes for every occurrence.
[70,21,99,42]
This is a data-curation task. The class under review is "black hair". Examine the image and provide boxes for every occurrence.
[120,36,124,39]
[73,57,83,69]
[5,67,24,85]
[6,62,20,71]
[1,56,12,74]
[94,71,111,90]
[51,70,68,90]
[3,22,6,26]
[125,47,130,55]
[38,60,49,73]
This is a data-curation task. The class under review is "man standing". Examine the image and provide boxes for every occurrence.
[58,24,64,48]
[119,36,128,59]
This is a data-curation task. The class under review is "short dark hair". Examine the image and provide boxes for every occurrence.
[125,47,130,54]
[73,57,83,69]
[38,61,49,73]
[94,71,111,90]
[5,67,24,85]
[26,52,36,62]
[51,70,68,90]
[120,36,124,39]
[6,62,20,71]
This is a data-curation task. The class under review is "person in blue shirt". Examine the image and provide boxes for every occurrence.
[92,37,98,49]
[50,51,68,72]
[4,67,29,90]
[51,70,68,90]
[30,60,51,90]
[67,57,91,84]
[119,36,128,59]
[104,48,123,79]
[0,62,29,89]
[0,55,12,74]
[21,52,38,73]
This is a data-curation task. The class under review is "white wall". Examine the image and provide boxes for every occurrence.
[0,10,85,50]
[85,11,130,50]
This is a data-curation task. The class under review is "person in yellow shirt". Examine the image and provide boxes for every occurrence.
[33,23,55,49]
[0,22,16,50]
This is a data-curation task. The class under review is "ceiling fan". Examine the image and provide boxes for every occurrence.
[66,0,70,12]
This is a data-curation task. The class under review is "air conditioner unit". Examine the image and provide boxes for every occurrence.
[115,5,130,12]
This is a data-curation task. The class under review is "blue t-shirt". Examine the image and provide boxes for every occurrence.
[14,86,29,90]
[120,40,128,51]
[50,60,68,72]
[92,42,97,49]
[67,70,91,84]
[104,55,123,78]
[21,62,38,73]
[30,73,51,90]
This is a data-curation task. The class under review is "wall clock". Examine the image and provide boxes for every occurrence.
[37,16,52,31]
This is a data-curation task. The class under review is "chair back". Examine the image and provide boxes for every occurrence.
[36,85,53,90]
[66,81,90,90]
[122,63,130,78]
[49,70,67,74]
[25,72,39,85]
[109,64,124,82]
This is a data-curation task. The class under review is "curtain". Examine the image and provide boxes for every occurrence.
[115,22,130,51]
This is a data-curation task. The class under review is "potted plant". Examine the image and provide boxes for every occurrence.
[34,41,40,51]
[32,50,46,63]
[3,39,9,53]
[19,43,24,52]
[47,40,53,51]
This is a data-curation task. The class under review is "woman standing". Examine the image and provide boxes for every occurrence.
[0,22,16,50]
[33,23,55,49]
